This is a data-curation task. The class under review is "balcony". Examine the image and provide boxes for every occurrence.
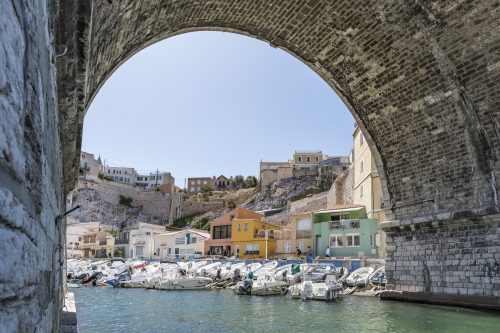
[329,219,360,230]
[295,229,312,238]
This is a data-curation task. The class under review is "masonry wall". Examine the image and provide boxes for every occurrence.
[385,215,500,300]
[327,169,354,208]
[0,1,64,332]
[260,167,293,187]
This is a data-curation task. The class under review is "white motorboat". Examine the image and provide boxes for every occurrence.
[346,267,374,287]
[154,270,213,290]
[288,271,344,301]
[234,277,288,296]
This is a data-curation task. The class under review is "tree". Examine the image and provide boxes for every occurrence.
[200,186,212,196]
[245,175,258,188]
[232,175,245,189]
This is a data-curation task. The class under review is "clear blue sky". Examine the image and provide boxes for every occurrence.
[83,31,354,187]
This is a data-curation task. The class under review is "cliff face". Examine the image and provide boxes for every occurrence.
[243,175,321,211]
[68,187,163,227]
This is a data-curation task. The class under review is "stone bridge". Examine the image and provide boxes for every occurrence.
[1,0,499,331]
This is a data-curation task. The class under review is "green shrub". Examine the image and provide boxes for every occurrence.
[119,195,132,207]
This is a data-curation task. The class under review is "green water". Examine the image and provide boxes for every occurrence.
[73,287,500,333]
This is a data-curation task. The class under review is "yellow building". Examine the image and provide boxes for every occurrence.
[352,125,386,256]
[231,219,281,259]
[352,126,385,220]
[275,212,313,257]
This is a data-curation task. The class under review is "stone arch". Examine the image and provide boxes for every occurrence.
[83,26,393,215]
[56,0,499,225]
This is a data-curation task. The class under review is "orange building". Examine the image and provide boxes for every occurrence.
[204,208,263,255]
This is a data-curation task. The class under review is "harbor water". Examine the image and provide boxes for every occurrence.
[73,287,500,333]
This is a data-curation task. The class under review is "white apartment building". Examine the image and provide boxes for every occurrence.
[153,229,210,259]
[104,166,137,185]
[136,171,175,190]
[128,222,166,258]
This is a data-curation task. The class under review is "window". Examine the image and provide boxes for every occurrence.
[284,241,292,253]
[197,180,201,185]
[360,161,364,173]
[191,237,197,244]
[360,133,364,145]
[306,157,310,162]
[330,234,344,247]
[244,244,260,255]
[213,225,231,239]
[346,234,360,247]
[244,223,248,231]
[124,171,127,174]
[298,156,302,162]
[229,215,235,221]
[316,156,319,162]
[175,237,184,245]
[145,232,151,236]
[237,223,241,231]
[186,233,191,244]
[203,180,207,185]
[370,234,377,247]
[191,180,195,185]
[360,184,364,197]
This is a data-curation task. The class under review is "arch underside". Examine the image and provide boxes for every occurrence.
[56,0,500,224]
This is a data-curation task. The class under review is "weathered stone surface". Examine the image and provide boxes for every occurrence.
[384,214,500,302]
[1,0,63,332]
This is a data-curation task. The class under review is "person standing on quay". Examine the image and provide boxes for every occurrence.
[306,246,313,263]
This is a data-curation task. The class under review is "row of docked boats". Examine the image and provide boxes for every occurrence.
[66,259,386,302]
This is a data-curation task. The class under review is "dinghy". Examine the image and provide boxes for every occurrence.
[346,267,374,287]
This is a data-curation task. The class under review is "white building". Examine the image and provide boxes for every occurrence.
[127,222,166,258]
[104,166,137,185]
[66,222,102,258]
[136,171,175,191]
[154,229,210,259]
[80,151,102,181]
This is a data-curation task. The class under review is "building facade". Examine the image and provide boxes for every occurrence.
[79,151,102,181]
[352,125,386,257]
[154,229,210,259]
[104,166,137,185]
[312,206,379,258]
[66,222,102,258]
[81,225,115,258]
[204,208,264,255]
[231,219,281,259]
[126,222,166,258]
[274,212,313,257]
[187,177,214,193]
[291,150,323,170]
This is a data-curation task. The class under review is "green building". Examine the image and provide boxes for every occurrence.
[312,206,379,258]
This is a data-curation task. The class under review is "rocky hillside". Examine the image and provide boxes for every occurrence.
[243,175,322,211]
[68,187,162,227]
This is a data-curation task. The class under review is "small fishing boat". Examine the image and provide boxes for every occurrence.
[345,267,374,287]
[234,274,288,296]
[288,267,344,301]
[154,274,213,290]
[369,266,386,287]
